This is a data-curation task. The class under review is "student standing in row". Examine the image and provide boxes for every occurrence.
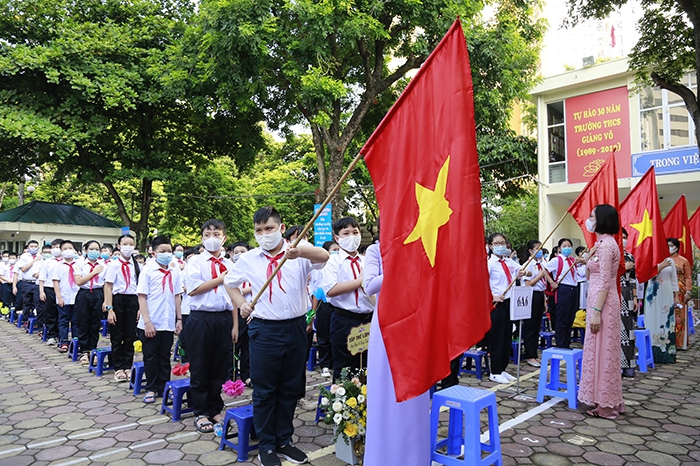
[40,239,64,346]
[547,238,578,348]
[74,240,106,363]
[14,239,42,319]
[523,240,555,367]
[53,240,80,353]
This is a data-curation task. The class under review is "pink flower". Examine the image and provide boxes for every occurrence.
[222,379,246,397]
[330,384,339,394]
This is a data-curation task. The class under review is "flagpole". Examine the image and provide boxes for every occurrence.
[555,247,594,286]
[249,151,365,308]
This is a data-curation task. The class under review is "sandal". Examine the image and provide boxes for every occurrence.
[194,415,214,433]
[143,392,157,404]
[79,353,90,365]
[114,370,129,382]
[245,378,253,388]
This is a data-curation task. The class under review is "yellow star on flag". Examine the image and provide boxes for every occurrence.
[404,156,453,267]
[630,208,654,246]
[680,225,687,254]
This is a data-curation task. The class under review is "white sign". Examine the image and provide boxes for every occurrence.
[579,282,589,309]
[510,286,533,321]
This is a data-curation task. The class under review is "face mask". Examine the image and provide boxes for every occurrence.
[174,251,183,259]
[534,251,543,259]
[28,247,39,255]
[255,229,282,252]
[120,245,135,257]
[156,253,173,266]
[101,252,111,260]
[1,257,7,263]
[330,250,339,255]
[337,235,361,253]
[42,253,52,260]
[9,259,16,265]
[202,236,224,252]
[561,247,573,257]
[492,245,509,257]
[87,250,100,261]
[62,249,75,259]
[51,247,61,257]
[669,246,678,254]
[623,239,628,249]
[232,253,241,263]
[585,218,596,234]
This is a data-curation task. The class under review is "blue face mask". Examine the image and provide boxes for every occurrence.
[100,252,111,260]
[561,247,573,257]
[534,250,543,259]
[492,245,509,257]
[174,251,183,259]
[156,253,173,266]
[87,250,100,261]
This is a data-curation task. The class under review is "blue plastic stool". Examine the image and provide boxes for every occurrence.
[9,307,16,324]
[100,319,109,337]
[88,347,114,376]
[42,324,48,342]
[430,385,502,466]
[541,315,549,332]
[571,327,585,343]
[688,309,695,335]
[160,378,193,422]
[634,329,654,373]
[26,317,37,334]
[459,350,490,380]
[16,312,24,328]
[218,405,259,461]
[637,314,645,328]
[314,385,331,423]
[172,340,182,362]
[539,331,555,349]
[67,337,80,362]
[509,340,522,363]
[536,347,583,409]
[307,346,318,371]
[129,361,147,396]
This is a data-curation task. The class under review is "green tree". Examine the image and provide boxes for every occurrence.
[484,185,539,255]
[197,0,544,216]
[0,0,263,248]
[565,0,700,149]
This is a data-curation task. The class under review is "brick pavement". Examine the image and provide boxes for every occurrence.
[0,316,698,465]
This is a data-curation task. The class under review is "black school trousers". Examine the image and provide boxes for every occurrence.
[523,291,545,359]
[330,306,372,381]
[554,284,578,349]
[75,288,104,353]
[140,329,173,397]
[43,288,59,339]
[488,300,511,375]
[110,294,138,371]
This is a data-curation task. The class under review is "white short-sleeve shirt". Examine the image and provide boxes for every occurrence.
[321,250,373,313]
[52,260,80,305]
[136,261,182,331]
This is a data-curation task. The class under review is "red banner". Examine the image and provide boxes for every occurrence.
[565,87,631,183]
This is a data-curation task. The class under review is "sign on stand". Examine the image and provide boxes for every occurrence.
[510,286,533,321]
[314,204,333,246]
[347,323,370,356]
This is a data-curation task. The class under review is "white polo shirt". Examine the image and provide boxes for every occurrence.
[488,254,520,300]
[321,249,373,313]
[104,256,139,295]
[52,260,80,305]
[76,260,107,290]
[525,259,548,292]
[546,256,577,287]
[16,252,42,282]
[185,250,234,312]
[136,261,182,331]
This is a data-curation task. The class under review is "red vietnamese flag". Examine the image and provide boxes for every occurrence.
[690,206,700,250]
[663,195,693,269]
[620,167,667,283]
[361,19,491,401]
[567,154,619,248]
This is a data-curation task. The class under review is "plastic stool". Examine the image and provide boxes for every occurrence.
[16,312,24,328]
[459,350,490,380]
[536,347,583,409]
[88,347,114,376]
[27,317,37,334]
[172,340,181,362]
[100,319,109,337]
[307,346,318,371]
[129,361,147,396]
[634,329,654,373]
[218,405,259,461]
[160,378,193,422]
[539,331,555,349]
[571,327,585,343]
[637,314,645,328]
[42,324,48,342]
[314,385,331,423]
[9,307,16,324]
[67,337,80,362]
[430,385,502,466]
[541,315,549,332]
[688,309,695,335]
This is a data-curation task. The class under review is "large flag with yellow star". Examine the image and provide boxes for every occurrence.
[690,206,700,250]
[663,195,693,269]
[360,19,491,402]
[620,167,667,283]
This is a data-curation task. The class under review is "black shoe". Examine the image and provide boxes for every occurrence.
[276,443,308,464]
[622,368,635,378]
[258,449,282,466]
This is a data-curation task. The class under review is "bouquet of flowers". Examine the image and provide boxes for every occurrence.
[319,368,367,444]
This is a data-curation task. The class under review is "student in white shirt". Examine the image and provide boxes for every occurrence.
[103,235,140,382]
[184,219,238,435]
[136,236,183,404]
[2,252,19,311]
[321,217,374,381]
[546,238,579,349]
[34,244,53,330]
[0,250,11,310]
[523,240,557,367]
[74,240,107,362]
[53,240,80,353]
[227,207,329,466]
[39,239,66,346]
[14,239,42,318]
[487,233,525,384]
[228,242,252,386]
[172,247,197,373]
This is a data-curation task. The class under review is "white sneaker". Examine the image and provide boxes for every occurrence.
[45,338,57,346]
[489,373,509,384]
[297,398,316,411]
[321,368,331,378]
[501,371,516,381]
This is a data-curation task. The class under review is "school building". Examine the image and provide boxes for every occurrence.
[0,201,123,253]
[530,58,700,250]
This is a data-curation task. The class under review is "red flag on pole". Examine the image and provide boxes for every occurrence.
[567,154,619,248]
[619,167,667,283]
[361,19,491,402]
[663,195,693,269]
[689,206,700,250]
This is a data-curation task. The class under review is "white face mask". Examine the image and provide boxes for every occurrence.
[62,249,75,260]
[337,235,361,253]
[202,236,223,253]
[669,245,678,254]
[120,245,135,257]
[623,238,628,249]
[1,257,7,263]
[585,217,597,234]
[51,247,61,257]
[255,229,282,252]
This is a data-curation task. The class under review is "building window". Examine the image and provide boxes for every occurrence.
[639,73,697,151]
[547,101,566,183]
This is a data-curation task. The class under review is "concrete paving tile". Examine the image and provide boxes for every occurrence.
[582,451,626,465]
[18,426,59,439]
[636,450,681,465]
[198,449,239,465]
[142,449,184,464]
[530,452,573,465]
[35,445,78,461]
[597,441,638,455]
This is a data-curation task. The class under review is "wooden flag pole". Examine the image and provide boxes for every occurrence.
[249,151,365,308]
[555,247,594,286]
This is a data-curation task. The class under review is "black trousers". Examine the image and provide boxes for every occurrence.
[178,314,189,363]
[43,288,59,339]
[110,294,138,370]
[523,291,545,359]
[21,282,39,315]
[187,310,233,418]
[249,316,306,451]
[75,288,104,353]
[315,301,333,369]
[2,283,14,309]
[547,293,557,331]
[555,284,577,349]
[488,300,511,375]
[329,307,372,381]
[235,313,250,381]
[440,356,462,389]
[13,281,23,311]
[140,329,173,396]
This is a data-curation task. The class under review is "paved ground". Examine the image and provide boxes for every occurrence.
[0,315,698,466]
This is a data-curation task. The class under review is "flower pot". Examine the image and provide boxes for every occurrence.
[334,429,363,465]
